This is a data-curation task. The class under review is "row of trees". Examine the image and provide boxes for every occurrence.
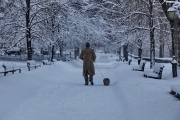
[0,0,178,68]
[115,0,172,68]
[0,0,112,61]
[0,0,69,61]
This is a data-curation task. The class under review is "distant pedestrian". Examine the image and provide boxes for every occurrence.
[79,42,96,85]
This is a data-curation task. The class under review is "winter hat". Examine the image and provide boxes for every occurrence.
[86,42,90,48]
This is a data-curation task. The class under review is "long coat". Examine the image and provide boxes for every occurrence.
[79,47,96,76]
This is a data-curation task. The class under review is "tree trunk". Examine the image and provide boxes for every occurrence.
[74,46,79,59]
[119,46,121,61]
[123,44,128,61]
[174,18,180,64]
[159,0,169,18]
[51,3,55,61]
[51,45,54,62]
[60,49,62,57]
[159,44,164,58]
[149,0,155,69]
[26,0,32,60]
[159,18,164,58]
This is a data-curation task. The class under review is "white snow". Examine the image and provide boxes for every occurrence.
[171,85,180,93]
[0,53,180,120]
[172,60,177,63]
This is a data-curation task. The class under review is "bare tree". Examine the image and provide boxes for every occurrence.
[117,0,170,68]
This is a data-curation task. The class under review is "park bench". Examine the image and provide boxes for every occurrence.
[52,59,57,63]
[27,60,41,71]
[65,57,74,61]
[0,62,21,76]
[42,60,52,65]
[128,59,132,65]
[132,60,146,71]
[144,64,165,79]
[170,85,180,100]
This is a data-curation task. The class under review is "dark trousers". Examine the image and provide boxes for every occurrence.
[84,70,93,83]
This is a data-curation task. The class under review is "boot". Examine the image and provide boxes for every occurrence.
[89,76,94,85]
[84,75,88,85]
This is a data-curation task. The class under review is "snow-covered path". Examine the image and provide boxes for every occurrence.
[1,53,180,120]
[5,61,124,120]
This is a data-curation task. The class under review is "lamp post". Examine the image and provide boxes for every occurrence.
[167,7,177,77]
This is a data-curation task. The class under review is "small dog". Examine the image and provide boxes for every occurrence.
[103,78,110,86]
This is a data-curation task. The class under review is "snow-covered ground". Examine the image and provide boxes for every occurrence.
[0,52,180,120]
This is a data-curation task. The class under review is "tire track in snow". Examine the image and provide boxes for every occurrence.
[111,62,175,120]
[112,62,152,120]
[108,62,135,120]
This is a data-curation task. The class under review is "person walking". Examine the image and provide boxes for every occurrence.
[79,42,96,85]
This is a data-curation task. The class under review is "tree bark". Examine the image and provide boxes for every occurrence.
[123,44,128,61]
[149,0,155,69]
[51,45,54,62]
[159,0,168,18]
[159,44,164,58]
[50,3,55,61]
[159,21,164,58]
[26,0,32,60]
[174,18,180,64]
